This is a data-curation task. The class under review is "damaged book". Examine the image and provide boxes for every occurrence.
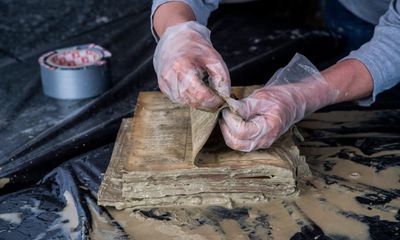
[98,86,311,209]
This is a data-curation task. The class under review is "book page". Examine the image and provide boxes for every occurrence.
[124,92,193,171]
[189,85,261,165]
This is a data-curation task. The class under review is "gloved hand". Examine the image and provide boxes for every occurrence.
[153,21,231,111]
[220,54,339,152]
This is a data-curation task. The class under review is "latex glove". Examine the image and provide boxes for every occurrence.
[220,54,339,152]
[153,21,231,111]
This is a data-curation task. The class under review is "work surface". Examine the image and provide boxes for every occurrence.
[0,1,399,239]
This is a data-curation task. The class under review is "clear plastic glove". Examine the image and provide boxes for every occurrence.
[153,21,231,111]
[220,53,339,152]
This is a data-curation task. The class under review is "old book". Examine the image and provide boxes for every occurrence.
[98,87,311,209]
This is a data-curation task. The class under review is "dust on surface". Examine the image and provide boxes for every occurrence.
[99,110,400,239]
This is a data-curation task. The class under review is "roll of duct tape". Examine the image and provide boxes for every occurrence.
[39,43,111,100]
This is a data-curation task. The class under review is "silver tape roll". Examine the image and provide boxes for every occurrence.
[39,44,111,100]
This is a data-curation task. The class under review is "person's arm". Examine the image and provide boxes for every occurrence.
[341,0,400,106]
[151,0,220,39]
[153,2,195,38]
[317,0,400,106]
[321,59,373,104]
[219,56,375,152]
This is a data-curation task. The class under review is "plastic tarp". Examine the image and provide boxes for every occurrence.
[0,1,399,239]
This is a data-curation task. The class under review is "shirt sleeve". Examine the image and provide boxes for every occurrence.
[342,0,400,106]
[151,0,221,40]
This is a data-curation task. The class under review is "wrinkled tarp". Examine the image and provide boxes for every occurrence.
[0,1,399,239]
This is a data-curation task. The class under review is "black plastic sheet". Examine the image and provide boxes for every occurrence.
[0,1,399,239]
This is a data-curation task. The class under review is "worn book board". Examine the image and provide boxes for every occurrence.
[98,87,311,209]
